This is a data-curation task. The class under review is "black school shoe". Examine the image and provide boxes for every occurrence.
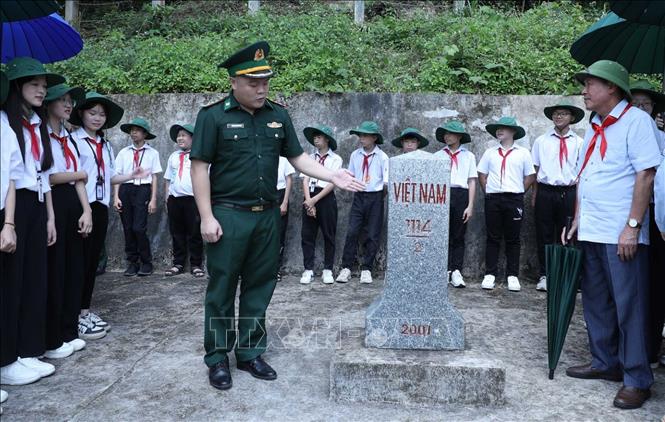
[237,355,277,380]
[137,263,154,277]
[124,263,140,277]
[209,357,232,390]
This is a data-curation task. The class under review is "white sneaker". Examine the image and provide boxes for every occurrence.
[68,338,86,352]
[507,276,521,292]
[536,276,547,291]
[481,274,495,290]
[450,270,466,288]
[300,270,313,284]
[0,361,40,385]
[44,342,74,359]
[17,357,55,378]
[0,389,7,403]
[360,270,373,284]
[336,268,351,283]
[322,269,334,284]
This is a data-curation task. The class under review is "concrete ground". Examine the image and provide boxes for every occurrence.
[2,271,663,421]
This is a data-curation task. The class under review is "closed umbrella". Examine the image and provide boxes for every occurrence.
[2,13,83,64]
[0,0,59,23]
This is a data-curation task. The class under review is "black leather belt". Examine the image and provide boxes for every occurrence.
[217,202,275,212]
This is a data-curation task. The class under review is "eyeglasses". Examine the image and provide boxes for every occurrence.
[58,97,75,106]
[552,111,572,118]
[632,101,654,108]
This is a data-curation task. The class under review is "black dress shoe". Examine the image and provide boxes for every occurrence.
[137,263,154,277]
[209,359,232,390]
[237,355,277,380]
[565,363,622,381]
[124,263,139,277]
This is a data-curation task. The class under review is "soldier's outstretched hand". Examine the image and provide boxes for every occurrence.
[331,169,365,192]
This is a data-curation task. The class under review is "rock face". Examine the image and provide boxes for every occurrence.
[365,150,465,350]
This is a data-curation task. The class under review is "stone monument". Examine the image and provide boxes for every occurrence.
[365,150,464,350]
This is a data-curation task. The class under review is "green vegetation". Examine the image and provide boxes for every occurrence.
[50,1,618,95]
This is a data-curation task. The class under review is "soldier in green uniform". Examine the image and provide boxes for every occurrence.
[190,41,364,391]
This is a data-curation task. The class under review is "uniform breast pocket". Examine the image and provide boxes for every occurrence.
[220,128,249,158]
[265,127,285,140]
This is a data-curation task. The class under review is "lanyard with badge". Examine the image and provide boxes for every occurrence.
[85,137,108,201]
[310,153,328,192]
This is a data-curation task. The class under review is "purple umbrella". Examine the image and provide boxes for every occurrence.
[2,13,83,64]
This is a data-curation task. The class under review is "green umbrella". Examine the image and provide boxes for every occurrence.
[610,1,665,26]
[570,12,665,88]
[0,0,59,22]
[545,222,584,380]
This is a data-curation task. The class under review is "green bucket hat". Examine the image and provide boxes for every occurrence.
[630,79,665,114]
[574,60,631,100]
[543,100,585,124]
[391,128,429,149]
[435,120,471,144]
[69,91,125,129]
[4,57,65,87]
[0,71,8,105]
[169,123,195,143]
[485,116,526,140]
[349,121,383,145]
[303,124,338,151]
[120,117,156,140]
[45,83,85,107]
[219,41,273,79]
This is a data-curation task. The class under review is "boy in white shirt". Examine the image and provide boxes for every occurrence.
[276,155,295,282]
[300,125,343,284]
[164,124,204,278]
[477,117,535,292]
[433,121,477,288]
[390,128,429,154]
[113,117,162,277]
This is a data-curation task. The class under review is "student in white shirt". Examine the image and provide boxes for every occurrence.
[391,127,429,154]
[114,117,162,277]
[563,61,661,409]
[337,121,389,284]
[433,121,477,288]
[164,124,204,278]
[44,83,91,359]
[275,155,295,282]
[477,116,536,292]
[69,92,147,340]
[300,125,343,285]
[0,57,64,385]
[530,101,584,291]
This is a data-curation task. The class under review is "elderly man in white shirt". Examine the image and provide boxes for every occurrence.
[563,60,661,410]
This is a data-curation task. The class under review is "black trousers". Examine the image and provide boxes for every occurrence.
[0,189,47,365]
[47,184,85,348]
[648,204,665,363]
[534,183,576,276]
[277,188,288,269]
[484,192,524,277]
[341,191,384,271]
[449,187,469,272]
[167,195,203,268]
[81,201,108,310]
[119,184,152,264]
[301,189,338,270]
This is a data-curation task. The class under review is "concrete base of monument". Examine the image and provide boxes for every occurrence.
[330,345,505,407]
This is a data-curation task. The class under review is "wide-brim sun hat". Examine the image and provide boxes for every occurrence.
[45,83,85,106]
[485,116,526,140]
[630,79,665,114]
[349,120,383,145]
[303,124,338,151]
[169,123,195,143]
[69,91,124,129]
[543,101,585,124]
[4,57,65,87]
[391,127,429,149]
[121,117,156,140]
[435,120,471,144]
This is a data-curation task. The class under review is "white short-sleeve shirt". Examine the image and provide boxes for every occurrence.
[576,100,662,245]
[655,155,665,234]
[13,112,53,196]
[0,111,25,210]
[347,146,389,192]
[72,127,116,206]
[164,149,194,197]
[531,128,584,186]
[477,144,535,193]
[304,149,343,190]
[276,156,295,190]
[115,144,162,185]
[433,146,478,189]
[48,125,82,186]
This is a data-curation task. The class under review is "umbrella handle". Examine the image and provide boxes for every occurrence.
[549,369,555,380]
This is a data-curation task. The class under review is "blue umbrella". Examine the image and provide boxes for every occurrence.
[2,13,82,64]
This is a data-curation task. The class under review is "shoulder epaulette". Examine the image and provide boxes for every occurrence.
[202,96,229,109]
[267,98,286,108]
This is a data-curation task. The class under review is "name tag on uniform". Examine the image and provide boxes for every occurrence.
[267,122,282,128]
[226,123,244,129]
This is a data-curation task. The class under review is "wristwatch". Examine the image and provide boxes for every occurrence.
[627,218,641,229]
